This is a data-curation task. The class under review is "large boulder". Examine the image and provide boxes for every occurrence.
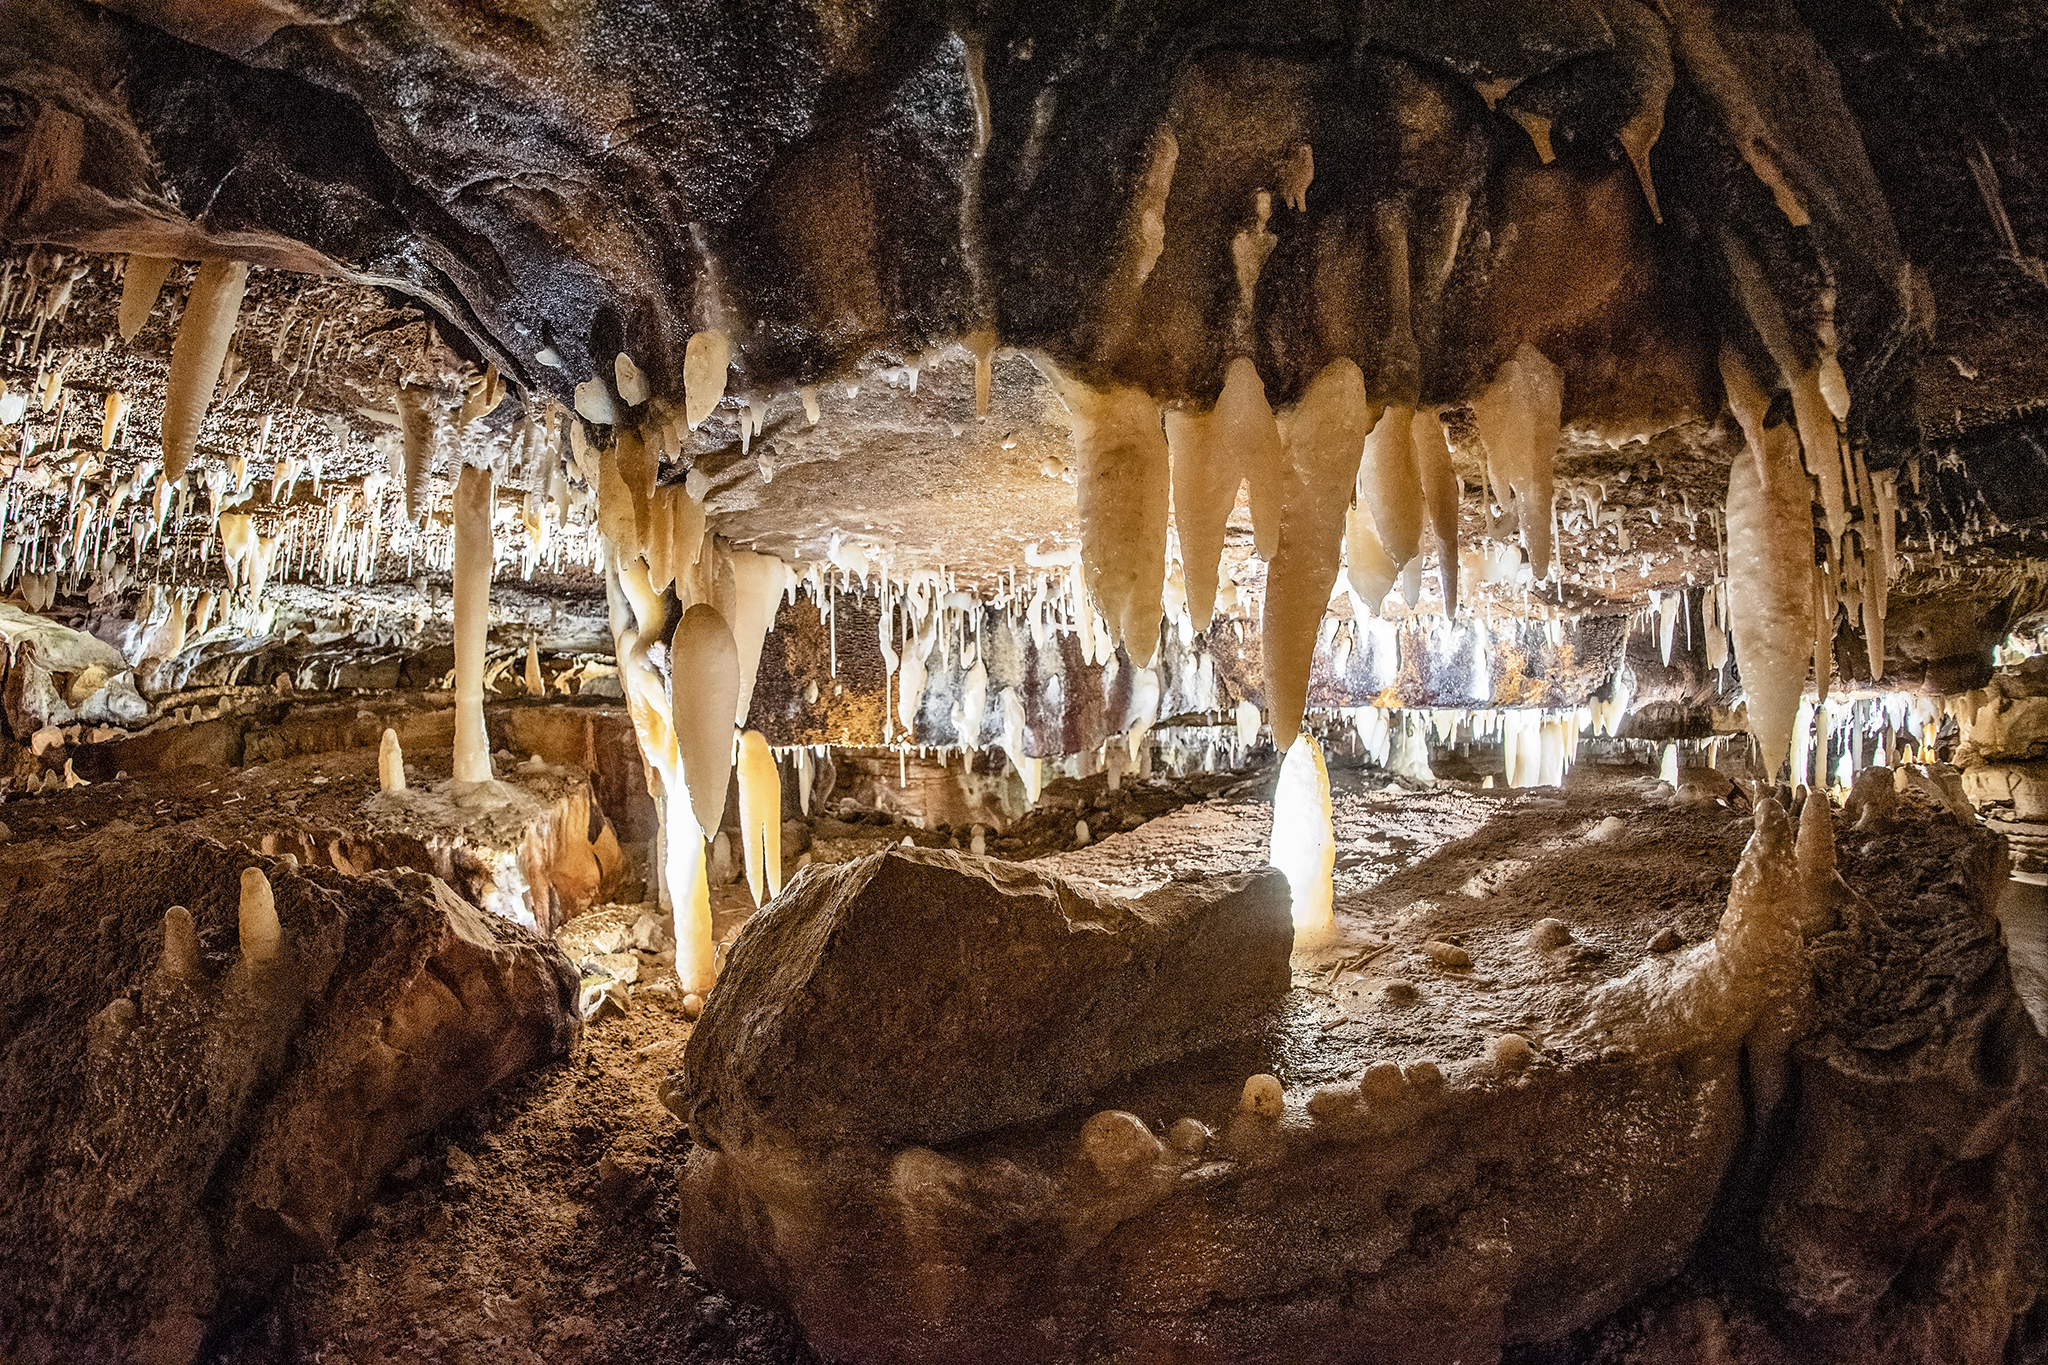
[671,847,1295,1151]
[0,830,580,1365]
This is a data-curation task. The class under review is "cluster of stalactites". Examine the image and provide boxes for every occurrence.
[1042,334,1576,758]
[1719,284,1901,782]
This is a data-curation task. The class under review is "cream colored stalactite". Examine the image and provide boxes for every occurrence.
[1000,686,1042,804]
[616,426,656,551]
[1344,498,1399,613]
[1470,344,1563,578]
[379,727,407,793]
[218,513,257,593]
[159,260,249,484]
[1053,374,1169,667]
[729,551,794,727]
[1124,665,1161,776]
[1414,408,1461,617]
[671,603,741,837]
[1788,366,1852,548]
[735,730,783,906]
[684,330,732,429]
[100,391,128,452]
[450,463,497,785]
[1360,403,1425,577]
[1812,561,1835,699]
[1269,734,1335,937]
[1164,358,1273,627]
[398,385,437,525]
[1725,421,1815,780]
[117,256,178,343]
[1265,358,1378,747]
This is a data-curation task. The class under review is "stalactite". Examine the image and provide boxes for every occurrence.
[735,730,783,906]
[159,260,249,484]
[451,462,496,785]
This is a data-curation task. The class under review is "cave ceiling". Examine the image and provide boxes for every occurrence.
[1,0,2047,704]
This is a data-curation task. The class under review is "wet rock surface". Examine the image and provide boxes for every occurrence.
[0,830,581,1365]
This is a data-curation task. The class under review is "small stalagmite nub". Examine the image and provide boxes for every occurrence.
[378,727,407,793]
[238,867,282,968]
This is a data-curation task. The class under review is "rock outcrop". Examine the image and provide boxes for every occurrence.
[0,830,581,1365]
[671,847,1294,1151]
[671,790,2047,1365]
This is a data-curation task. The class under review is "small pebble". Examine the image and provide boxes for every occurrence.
[1423,939,1472,968]
[1647,926,1685,953]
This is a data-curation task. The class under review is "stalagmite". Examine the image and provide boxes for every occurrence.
[736,730,783,905]
[117,255,177,342]
[1796,788,1836,930]
[238,867,281,968]
[159,260,249,484]
[1470,344,1563,577]
[1725,420,1815,780]
[1269,734,1335,937]
[670,604,741,836]
[378,727,407,793]
[1125,666,1160,775]
[1053,374,1168,665]
[398,385,436,524]
[450,463,496,786]
[1266,359,1378,746]
[1165,359,1278,624]
[684,330,732,429]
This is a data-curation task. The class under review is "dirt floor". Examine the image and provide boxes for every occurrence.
[162,742,1774,1365]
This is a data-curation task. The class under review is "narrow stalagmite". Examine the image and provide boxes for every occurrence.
[671,603,741,837]
[378,727,407,793]
[1265,359,1378,747]
[525,641,545,696]
[1055,376,1169,666]
[736,730,783,906]
[1269,734,1335,937]
[1725,420,1816,780]
[117,255,178,343]
[159,260,249,484]
[238,867,282,968]
[451,463,496,785]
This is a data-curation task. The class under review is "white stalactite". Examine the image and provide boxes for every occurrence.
[451,463,496,785]
[736,730,782,906]
[159,260,249,484]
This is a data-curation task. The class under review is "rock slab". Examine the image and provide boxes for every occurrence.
[673,847,1293,1150]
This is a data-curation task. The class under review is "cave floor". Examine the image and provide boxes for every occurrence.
[204,759,1759,1364]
